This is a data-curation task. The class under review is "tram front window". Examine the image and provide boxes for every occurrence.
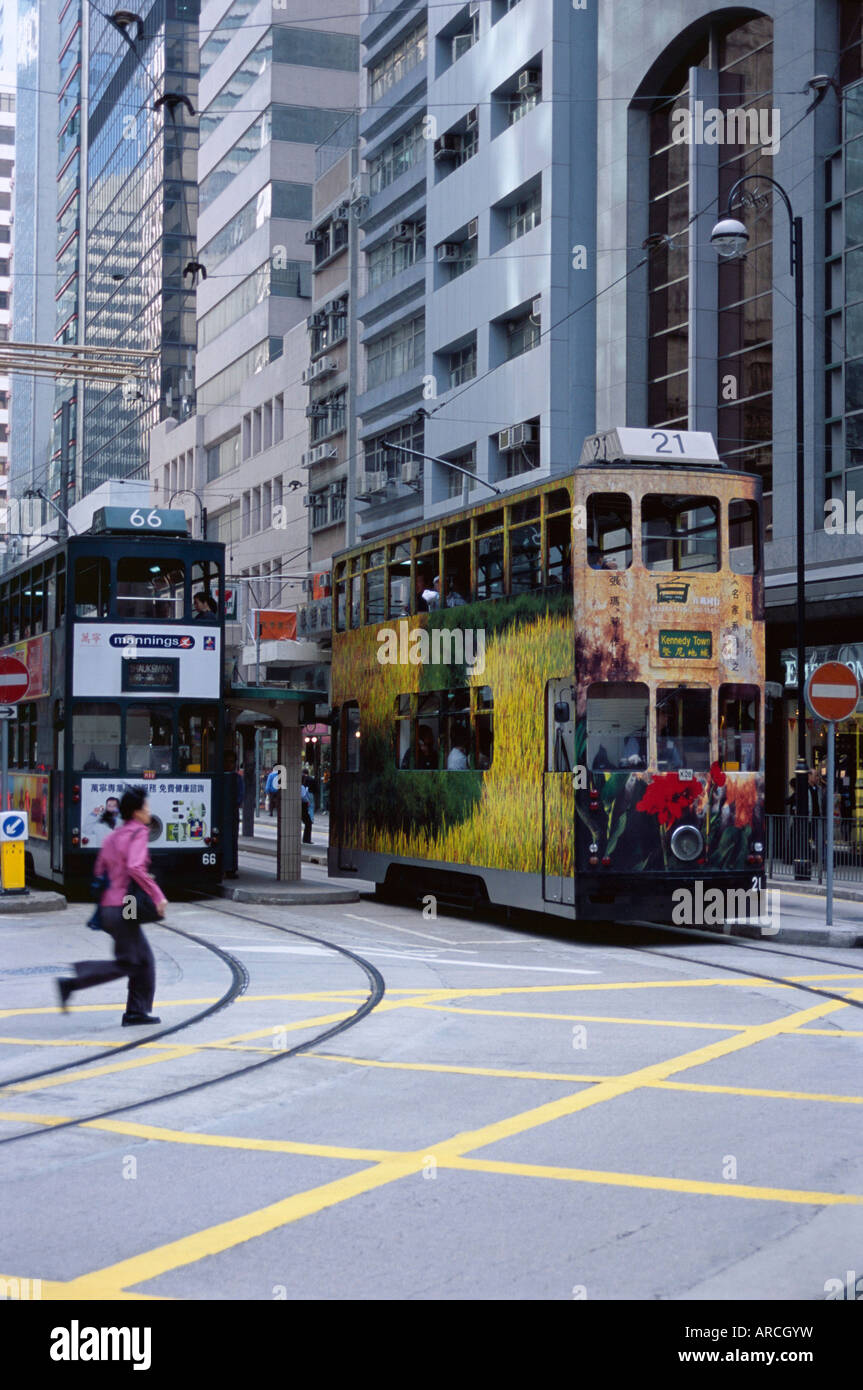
[126,706,174,774]
[719,684,759,771]
[75,557,111,618]
[656,688,711,771]
[642,496,719,572]
[587,683,648,770]
[117,559,186,619]
[587,495,632,569]
[73,703,122,772]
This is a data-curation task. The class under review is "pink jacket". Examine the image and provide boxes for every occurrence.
[94,819,164,909]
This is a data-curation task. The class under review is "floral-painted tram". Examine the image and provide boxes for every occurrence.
[329,428,765,922]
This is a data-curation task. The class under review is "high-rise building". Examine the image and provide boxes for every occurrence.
[149,0,361,690]
[352,0,597,539]
[10,0,60,508]
[0,92,13,535]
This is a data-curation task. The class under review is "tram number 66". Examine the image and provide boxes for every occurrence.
[202,852,217,865]
[129,508,163,528]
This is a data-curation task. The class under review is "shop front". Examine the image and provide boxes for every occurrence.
[779,643,863,816]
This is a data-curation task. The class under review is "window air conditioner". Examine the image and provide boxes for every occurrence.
[531,296,542,320]
[517,69,540,94]
[402,459,421,484]
[498,428,513,451]
[465,107,478,130]
[350,173,370,203]
[392,222,413,242]
[433,134,461,160]
[365,469,387,492]
[324,299,342,315]
[304,228,321,245]
[511,421,538,447]
[467,218,478,239]
[437,242,461,264]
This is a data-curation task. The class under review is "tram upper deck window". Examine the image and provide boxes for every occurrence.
[656,687,711,771]
[642,496,719,572]
[117,558,186,619]
[587,683,648,770]
[728,499,760,575]
[388,542,411,618]
[363,550,386,624]
[126,705,174,775]
[719,685,759,771]
[546,512,571,587]
[75,556,111,618]
[73,702,122,772]
[191,561,222,619]
[587,495,632,570]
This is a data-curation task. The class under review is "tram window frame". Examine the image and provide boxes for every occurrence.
[587,494,633,570]
[395,686,494,770]
[476,510,504,601]
[9,577,19,640]
[29,564,46,634]
[656,686,711,771]
[545,511,572,588]
[442,537,471,606]
[56,558,66,627]
[178,705,218,773]
[72,702,123,773]
[363,551,386,625]
[125,704,175,775]
[510,519,541,593]
[642,495,719,573]
[334,561,349,632]
[387,541,411,619]
[587,682,649,771]
[20,570,32,637]
[44,562,56,631]
[719,684,759,771]
[728,498,760,575]
[116,557,186,620]
[75,555,112,619]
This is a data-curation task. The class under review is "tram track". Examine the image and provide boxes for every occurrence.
[0,900,385,1147]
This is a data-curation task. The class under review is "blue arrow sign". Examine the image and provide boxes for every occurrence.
[1,815,25,839]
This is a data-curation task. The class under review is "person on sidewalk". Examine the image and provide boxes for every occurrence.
[56,787,168,1027]
[301,776,314,844]
[265,766,281,817]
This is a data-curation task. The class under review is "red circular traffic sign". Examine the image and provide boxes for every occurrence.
[806,661,860,723]
[0,655,29,703]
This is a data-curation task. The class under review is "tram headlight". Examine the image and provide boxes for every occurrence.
[753,841,764,854]
[670,824,704,863]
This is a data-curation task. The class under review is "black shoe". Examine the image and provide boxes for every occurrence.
[121,1012,161,1027]
[56,978,73,1012]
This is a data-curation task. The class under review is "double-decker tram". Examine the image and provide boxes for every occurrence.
[0,506,228,891]
[329,428,765,921]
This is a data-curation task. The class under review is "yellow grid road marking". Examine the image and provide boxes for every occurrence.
[26,994,847,1298]
[410,1003,746,1030]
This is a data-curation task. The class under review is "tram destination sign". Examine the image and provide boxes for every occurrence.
[578,428,721,467]
[659,629,713,660]
[90,507,189,536]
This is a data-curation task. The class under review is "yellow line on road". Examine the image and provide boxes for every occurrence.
[444,1156,863,1206]
[53,994,848,1298]
[654,1080,863,1104]
[410,1003,745,1031]
[306,1052,605,1083]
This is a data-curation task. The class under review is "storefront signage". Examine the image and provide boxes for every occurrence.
[659,630,713,659]
[781,644,863,705]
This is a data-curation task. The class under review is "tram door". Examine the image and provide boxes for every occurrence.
[334,702,361,872]
[542,679,575,906]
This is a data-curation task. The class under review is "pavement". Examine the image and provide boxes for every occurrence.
[3,895,863,1301]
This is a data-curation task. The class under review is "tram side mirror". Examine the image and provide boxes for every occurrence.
[554,700,571,724]
[764,681,782,725]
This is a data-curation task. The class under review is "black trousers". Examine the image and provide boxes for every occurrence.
[301,805,313,842]
[68,907,156,1014]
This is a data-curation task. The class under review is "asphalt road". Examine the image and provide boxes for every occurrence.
[2,878,863,1301]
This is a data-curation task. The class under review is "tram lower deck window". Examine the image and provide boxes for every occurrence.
[73,703,122,772]
[656,687,711,771]
[587,683,649,770]
[642,496,719,572]
[396,688,493,770]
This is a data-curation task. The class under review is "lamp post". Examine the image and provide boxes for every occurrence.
[711,176,809,848]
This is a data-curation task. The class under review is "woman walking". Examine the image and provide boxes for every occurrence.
[56,786,168,1026]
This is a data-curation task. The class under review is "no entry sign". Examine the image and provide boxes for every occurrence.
[806,661,860,723]
[0,655,30,704]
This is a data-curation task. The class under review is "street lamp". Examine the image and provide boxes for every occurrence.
[380,441,503,497]
[711,176,809,848]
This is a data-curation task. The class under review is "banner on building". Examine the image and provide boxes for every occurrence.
[256,610,297,642]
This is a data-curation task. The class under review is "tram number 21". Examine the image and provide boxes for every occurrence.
[202,852,217,865]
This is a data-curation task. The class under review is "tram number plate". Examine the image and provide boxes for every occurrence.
[201,852,217,865]
[677,769,693,781]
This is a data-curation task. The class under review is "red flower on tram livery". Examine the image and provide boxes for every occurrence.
[636,771,704,829]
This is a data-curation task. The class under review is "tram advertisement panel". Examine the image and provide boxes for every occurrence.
[72,626,220,699]
[9,774,49,839]
[80,778,213,850]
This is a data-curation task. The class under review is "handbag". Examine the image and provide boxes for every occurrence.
[129,879,160,924]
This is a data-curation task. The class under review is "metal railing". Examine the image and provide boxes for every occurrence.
[766,814,863,884]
